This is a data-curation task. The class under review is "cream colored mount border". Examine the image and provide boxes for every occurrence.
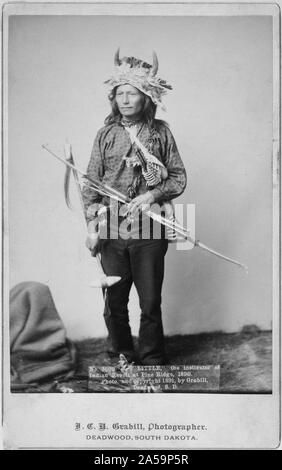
[1,1,280,16]
[1,0,280,450]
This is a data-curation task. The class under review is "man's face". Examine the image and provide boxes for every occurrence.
[115,84,144,119]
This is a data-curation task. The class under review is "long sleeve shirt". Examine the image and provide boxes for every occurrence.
[82,120,187,225]
[82,121,187,241]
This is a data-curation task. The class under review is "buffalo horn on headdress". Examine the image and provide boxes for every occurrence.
[151,51,158,76]
[114,48,121,66]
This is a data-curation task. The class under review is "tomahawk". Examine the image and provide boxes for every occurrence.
[63,143,121,288]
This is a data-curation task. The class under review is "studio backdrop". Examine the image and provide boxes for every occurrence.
[9,15,273,339]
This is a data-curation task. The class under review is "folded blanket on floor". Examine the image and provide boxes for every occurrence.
[10,281,77,388]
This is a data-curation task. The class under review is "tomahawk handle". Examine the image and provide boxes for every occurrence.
[94,253,105,276]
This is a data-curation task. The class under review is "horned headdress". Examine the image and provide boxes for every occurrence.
[104,48,172,110]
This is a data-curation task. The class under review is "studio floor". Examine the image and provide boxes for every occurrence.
[70,328,272,394]
[13,328,271,393]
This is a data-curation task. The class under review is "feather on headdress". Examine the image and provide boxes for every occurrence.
[104,48,172,110]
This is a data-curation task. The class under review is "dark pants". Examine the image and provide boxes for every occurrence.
[100,238,168,365]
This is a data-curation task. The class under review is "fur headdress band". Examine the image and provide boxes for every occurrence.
[104,48,172,110]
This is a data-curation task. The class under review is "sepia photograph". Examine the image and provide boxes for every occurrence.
[1,0,280,449]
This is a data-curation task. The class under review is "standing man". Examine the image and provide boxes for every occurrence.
[82,50,187,365]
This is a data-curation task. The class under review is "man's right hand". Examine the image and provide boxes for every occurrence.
[85,232,100,256]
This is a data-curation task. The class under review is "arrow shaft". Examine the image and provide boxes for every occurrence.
[43,144,247,271]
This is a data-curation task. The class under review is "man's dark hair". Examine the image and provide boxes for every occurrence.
[104,87,168,130]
